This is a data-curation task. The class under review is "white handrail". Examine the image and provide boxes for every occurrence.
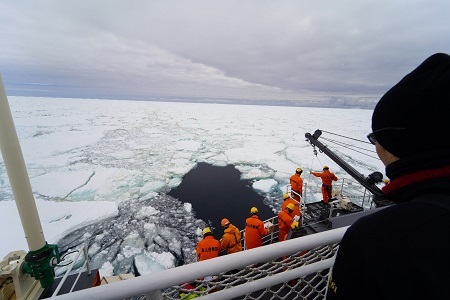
[51,244,91,297]
[47,226,348,300]
[198,258,335,300]
[241,215,279,250]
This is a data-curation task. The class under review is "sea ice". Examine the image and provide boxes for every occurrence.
[1,97,385,275]
[252,179,278,193]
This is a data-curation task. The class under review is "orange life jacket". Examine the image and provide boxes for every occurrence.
[278,210,293,241]
[196,236,221,261]
[221,224,242,254]
[245,215,268,249]
[282,198,301,218]
[290,173,303,193]
[312,170,338,186]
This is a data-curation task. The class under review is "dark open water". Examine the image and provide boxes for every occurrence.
[168,163,275,239]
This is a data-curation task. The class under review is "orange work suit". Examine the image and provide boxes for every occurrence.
[282,198,301,219]
[196,236,221,261]
[290,173,303,200]
[221,224,242,254]
[311,170,338,203]
[245,215,268,249]
[278,210,294,242]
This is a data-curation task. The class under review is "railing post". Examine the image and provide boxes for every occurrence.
[52,247,85,297]
[269,217,275,244]
[83,245,91,275]
[324,265,334,299]
[362,188,367,208]
[303,182,307,203]
[145,290,163,300]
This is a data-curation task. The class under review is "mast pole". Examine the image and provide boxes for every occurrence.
[0,73,46,251]
[0,73,59,288]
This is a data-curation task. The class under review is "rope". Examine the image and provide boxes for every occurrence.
[57,250,80,267]
[307,148,340,191]
[314,155,326,171]
[306,147,333,187]
[307,147,318,180]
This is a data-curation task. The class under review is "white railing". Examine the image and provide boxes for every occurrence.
[338,178,373,208]
[297,178,374,209]
[51,244,91,297]
[241,215,279,250]
[46,180,371,300]
[46,226,348,300]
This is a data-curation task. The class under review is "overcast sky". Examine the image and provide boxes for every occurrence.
[1,0,449,102]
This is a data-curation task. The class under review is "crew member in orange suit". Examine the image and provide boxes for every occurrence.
[290,167,304,201]
[311,166,338,204]
[281,193,301,219]
[244,207,268,249]
[278,203,296,242]
[220,218,242,254]
[196,227,221,261]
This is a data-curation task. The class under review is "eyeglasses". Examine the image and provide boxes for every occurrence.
[367,132,377,145]
[367,127,406,145]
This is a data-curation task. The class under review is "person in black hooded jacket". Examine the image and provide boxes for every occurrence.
[327,53,450,300]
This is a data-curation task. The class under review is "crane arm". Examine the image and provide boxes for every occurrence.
[305,129,388,206]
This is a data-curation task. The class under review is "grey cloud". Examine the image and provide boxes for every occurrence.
[1,0,450,103]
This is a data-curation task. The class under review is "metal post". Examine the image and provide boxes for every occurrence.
[145,290,163,300]
[303,182,307,203]
[52,249,85,296]
[83,245,91,275]
[362,188,367,208]
[324,264,334,299]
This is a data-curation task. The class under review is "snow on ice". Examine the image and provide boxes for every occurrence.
[0,96,384,276]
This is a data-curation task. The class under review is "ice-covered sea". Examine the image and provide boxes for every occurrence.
[0,96,384,276]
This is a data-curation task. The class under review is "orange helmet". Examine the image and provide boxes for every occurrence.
[221,218,230,227]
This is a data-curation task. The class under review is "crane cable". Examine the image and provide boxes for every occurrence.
[305,147,320,203]
[318,129,381,161]
[320,137,376,154]
[306,146,331,185]
[307,147,318,181]
[306,129,377,202]
[320,137,380,160]
[320,130,371,144]
[307,129,379,189]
